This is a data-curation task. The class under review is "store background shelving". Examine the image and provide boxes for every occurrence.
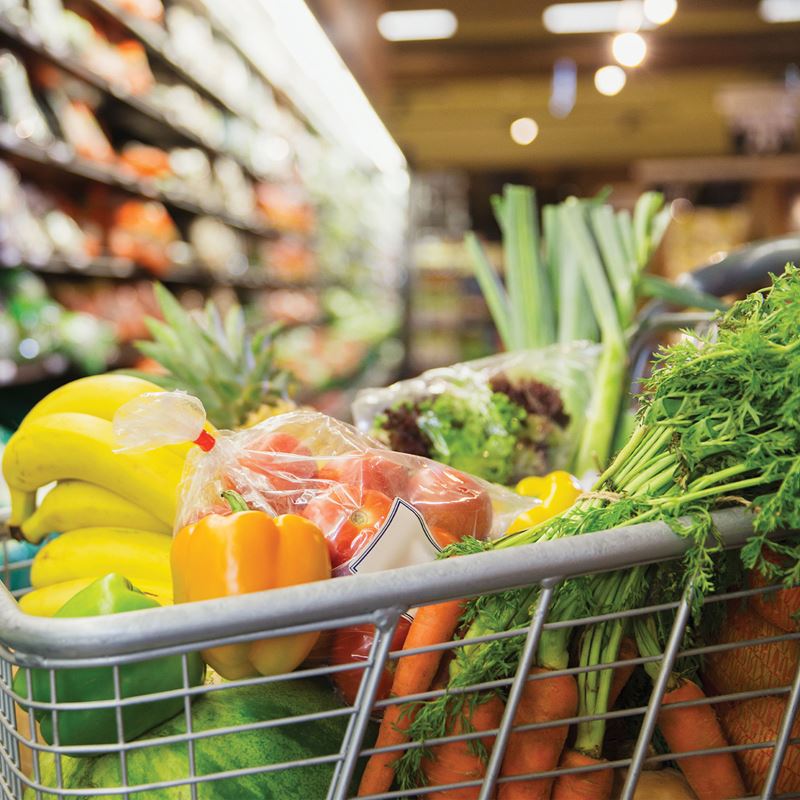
[0,0,408,420]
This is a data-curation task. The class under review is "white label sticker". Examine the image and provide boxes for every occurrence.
[337,499,442,617]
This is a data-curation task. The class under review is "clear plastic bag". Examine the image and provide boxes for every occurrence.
[178,409,535,564]
[352,342,601,485]
[113,394,537,564]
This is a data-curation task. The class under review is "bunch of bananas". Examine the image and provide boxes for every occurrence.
[2,374,192,616]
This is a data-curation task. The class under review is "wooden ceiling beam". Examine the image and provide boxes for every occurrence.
[387,32,800,82]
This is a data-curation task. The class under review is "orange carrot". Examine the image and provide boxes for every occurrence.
[720,695,800,795]
[551,749,615,800]
[703,601,799,695]
[608,636,638,710]
[657,678,746,800]
[498,668,578,799]
[358,599,465,797]
[422,694,505,799]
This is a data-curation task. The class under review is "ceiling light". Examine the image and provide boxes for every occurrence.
[612,31,647,67]
[759,0,800,22]
[549,58,577,118]
[643,0,677,24]
[510,117,539,145]
[594,65,627,95]
[377,9,457,41]
[543,1,655,34]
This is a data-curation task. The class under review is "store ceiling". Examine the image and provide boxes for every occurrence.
[311,0,800,172]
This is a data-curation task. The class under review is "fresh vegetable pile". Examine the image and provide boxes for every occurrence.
[358,265,800,799]
[367,185,725,484]
[4,265,800,800]
[466,186,677,476]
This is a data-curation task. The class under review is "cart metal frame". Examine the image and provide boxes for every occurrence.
[0,507,797,799]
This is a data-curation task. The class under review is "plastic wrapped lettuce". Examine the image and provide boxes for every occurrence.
[352,343,601,485]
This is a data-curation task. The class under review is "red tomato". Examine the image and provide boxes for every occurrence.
[407,465,493,540]
[236,432,317,514]
[330,616,412,707]
[429,525,462,550]
[318,451,410,498]
[302,485,393,567]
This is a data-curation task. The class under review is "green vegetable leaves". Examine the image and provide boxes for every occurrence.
[415,391,527,485]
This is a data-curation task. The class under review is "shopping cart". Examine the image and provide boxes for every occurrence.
[0,238,797,800]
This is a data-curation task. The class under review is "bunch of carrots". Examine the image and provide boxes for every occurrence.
[357,554,800,800]
[357,267,800,799]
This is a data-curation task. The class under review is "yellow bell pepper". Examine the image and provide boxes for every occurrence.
[506,470,582,534]
[171,491,331,679]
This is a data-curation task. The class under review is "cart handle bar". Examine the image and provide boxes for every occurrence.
[0,507,758,661]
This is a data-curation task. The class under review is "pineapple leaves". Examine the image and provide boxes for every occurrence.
[127,284,290,429]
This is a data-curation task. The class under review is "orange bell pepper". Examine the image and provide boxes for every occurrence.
[171,491,331,679]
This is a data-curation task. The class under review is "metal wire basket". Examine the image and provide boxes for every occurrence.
[0,507,797,800]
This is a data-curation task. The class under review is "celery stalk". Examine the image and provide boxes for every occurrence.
[542,204,560,311]
[497,186,554,348]
[492,191,525,349]
[616,209,636,269]
[554,204,599,344]
[465,232,513,349]
[561,201,627,474]
[633,191,665,268]
[590,205,636,327]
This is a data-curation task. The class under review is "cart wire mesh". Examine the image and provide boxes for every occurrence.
[0,507,797,799]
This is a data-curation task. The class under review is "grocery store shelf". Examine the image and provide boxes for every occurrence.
[176,0,308,134]
[0,124,279,238]
[0,341,142,387]
[1,254,335,292]
[82,0,265,129]
[0,16,266,184]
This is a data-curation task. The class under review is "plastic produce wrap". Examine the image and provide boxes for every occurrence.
[353,342,601,485]
[113,394,535,565]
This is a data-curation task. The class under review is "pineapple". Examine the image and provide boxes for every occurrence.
[126,284,294,430]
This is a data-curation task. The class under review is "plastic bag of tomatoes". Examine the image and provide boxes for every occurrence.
[173,408,537,708]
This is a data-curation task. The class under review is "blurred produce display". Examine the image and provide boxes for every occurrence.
[0,0,408,406]
[0,268,115,381]
[405,176,501,372]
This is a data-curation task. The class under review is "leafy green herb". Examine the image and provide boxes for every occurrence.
[396,266,800,790]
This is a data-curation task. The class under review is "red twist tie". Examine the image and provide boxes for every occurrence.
[194,429,216,452]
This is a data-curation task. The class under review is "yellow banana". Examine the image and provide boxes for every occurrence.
[3,413,182,526]
[19,576,173,616]
[7,488,36,527]
[19,374,216,459]
[30,527,172,588]
[21,481,171,543]
[21,374,166,426]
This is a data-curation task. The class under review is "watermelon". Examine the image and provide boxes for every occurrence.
[24,678,373,799]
